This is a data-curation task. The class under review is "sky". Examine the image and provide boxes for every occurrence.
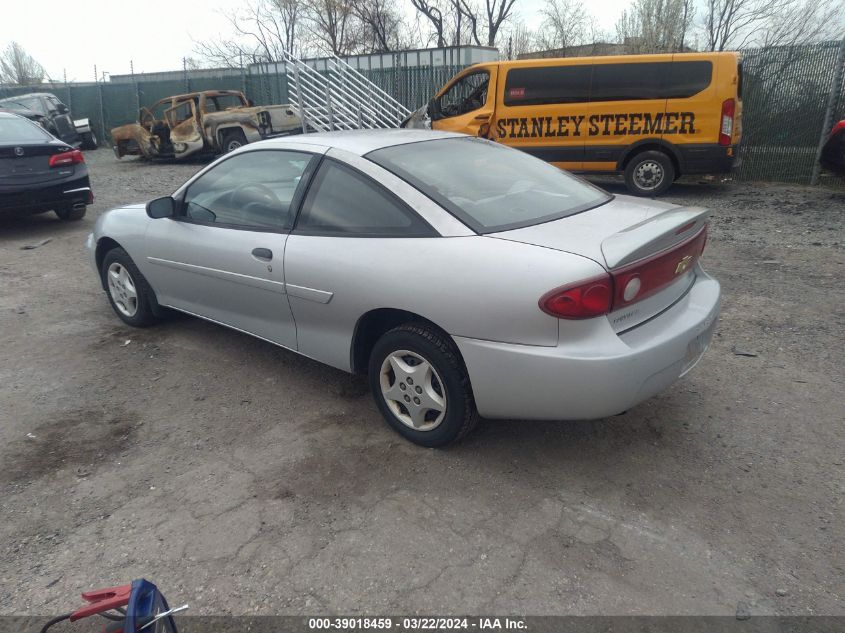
[0,0,631,82]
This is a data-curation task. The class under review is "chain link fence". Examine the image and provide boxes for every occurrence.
[735,39,845,188]
[2,41,843,188]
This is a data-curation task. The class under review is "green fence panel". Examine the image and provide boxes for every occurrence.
[736,40,845,187]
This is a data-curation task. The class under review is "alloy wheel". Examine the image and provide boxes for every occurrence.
[379,350,447,431]
[107,262,138,317]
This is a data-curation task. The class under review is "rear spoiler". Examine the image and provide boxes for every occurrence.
[601,206,711,268]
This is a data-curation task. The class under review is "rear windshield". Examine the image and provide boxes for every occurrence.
[0,116,52,142]
[367,137,611,233]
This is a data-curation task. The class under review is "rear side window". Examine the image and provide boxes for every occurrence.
[0,115,52,142]
[591,61,712,102]
[504,65,591,106]
[296,160,434,237]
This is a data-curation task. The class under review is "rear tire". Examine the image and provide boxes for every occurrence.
[221,129,248,154]
[55,206,86,221]
[624,150,675,196]
[368,323,478,447]
[101,247,157,327]
[81,131,98,150]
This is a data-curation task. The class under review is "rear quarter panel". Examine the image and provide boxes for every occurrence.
[283,234,606,372]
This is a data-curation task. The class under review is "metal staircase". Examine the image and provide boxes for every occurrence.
[279,51,412,133]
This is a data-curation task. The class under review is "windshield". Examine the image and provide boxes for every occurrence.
[367,137,611,233]
[0,96,41,112]
[0,115,52,142]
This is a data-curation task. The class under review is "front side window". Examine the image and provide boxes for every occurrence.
[295,159,433,237]
[368,137,611,233]
[165,100,195,127]
[435,71,490,119]
[182,150,314,230]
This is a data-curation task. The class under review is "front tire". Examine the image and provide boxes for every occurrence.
[101,247,157,327]
[624,150,675,196]
[368,324,478,447]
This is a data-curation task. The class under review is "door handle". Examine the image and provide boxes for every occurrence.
[473,114,490,120]
[251,247,273,261]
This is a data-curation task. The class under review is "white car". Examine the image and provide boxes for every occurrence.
[87,130,720,446]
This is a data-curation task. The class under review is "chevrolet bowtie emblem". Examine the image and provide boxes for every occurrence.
[675,255,693,275]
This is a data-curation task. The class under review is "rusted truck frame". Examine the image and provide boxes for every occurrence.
[111,90,301,160]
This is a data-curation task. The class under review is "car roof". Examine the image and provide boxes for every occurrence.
[262,129,467,156]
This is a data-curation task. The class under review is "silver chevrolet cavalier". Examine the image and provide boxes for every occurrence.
[87,130,720,447]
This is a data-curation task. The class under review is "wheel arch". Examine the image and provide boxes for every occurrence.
[95,237,123,288]
[617,139,682,175]
[350,308,466,375]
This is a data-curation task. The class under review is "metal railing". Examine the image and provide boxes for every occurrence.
[279,51,412,132]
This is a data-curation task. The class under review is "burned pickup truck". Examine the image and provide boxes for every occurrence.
[111,90,301,160]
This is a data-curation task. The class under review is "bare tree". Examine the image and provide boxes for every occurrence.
[452,0,518,47]
[354,0,408,52]
[0,42,46,85]
[303,0,363,55]
[410,0,448,47]
[193,0,302,66]
[704,0,843,51]
[615,0,693,53]
[503,20,536,58]
[535,0,592,53]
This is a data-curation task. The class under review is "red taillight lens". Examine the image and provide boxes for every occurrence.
[539,275,613,319]
[831,120,845,137]
[612,226,708,309]
[719,98,735,146]
[48,149,85,168]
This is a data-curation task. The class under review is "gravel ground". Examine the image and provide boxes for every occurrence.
[0,149,842,616]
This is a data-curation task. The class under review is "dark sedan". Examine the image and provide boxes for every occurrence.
[0,112,92,221]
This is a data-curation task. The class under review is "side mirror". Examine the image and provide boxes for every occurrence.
[57,103,70,114]
[147,196,175,219]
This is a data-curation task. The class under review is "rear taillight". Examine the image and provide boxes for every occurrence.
[539,275,613,319]
[49,149,84,168]
[831,120,845,137]
[539,226,709,320]
[612,226,708,309]
[719,99,735,146]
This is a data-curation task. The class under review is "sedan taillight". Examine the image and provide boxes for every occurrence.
[49,149,85,167]
[539,275,613,319]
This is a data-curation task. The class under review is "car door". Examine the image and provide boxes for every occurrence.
[283,152,439,371]
[143,148,318,350]
[431,66,498,138]
[164,99,204,156]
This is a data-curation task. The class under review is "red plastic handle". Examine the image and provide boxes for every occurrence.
[69,583,132,622]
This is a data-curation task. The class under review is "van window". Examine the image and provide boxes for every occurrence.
[590,61,712,102]
[504,65,591,106]
[368,137,611,234]
[435,70,490,118]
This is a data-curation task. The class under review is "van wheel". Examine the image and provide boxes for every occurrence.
[222,129,247,153]
[624,150,675,196]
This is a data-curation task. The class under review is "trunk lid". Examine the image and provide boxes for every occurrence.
[0,143,76,186]
[488,195,711,331]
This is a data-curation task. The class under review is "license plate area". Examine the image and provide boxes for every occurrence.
[681,316,717,376]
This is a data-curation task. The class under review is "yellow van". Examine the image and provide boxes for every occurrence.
[405,52,742,196]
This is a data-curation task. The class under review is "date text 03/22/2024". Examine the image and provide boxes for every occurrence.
[307,617,528,630]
